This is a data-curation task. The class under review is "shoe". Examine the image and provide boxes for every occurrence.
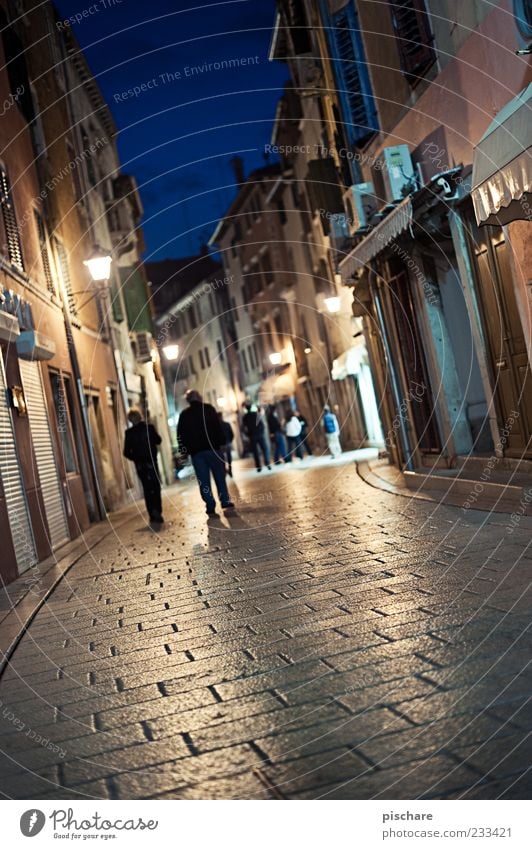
[149,514,164,524]
[227,467,233,477]
[206,508,218,517]
[222,501,235,510]
[256,467,262,472]
[267,465,272,470]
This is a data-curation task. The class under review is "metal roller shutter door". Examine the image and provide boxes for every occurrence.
[18,360,70,551]
[0,353,37,573]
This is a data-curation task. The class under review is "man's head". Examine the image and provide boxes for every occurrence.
[323,405,331,414]
[128,407,143,425]
[185,389,202,405]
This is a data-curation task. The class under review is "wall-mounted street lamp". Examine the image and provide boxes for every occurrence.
[304,346,312,354]
[269,352,282,365]
[83,245,113,282]
[217,396,227,408]
[162,344,179,361]
[324,295,341,314]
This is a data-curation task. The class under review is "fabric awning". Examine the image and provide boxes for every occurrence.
[339,197,413,281]
[471,83,532,226]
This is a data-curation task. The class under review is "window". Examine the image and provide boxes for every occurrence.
[204,347,211,368]
[389,0,435,82]
[189,354,195,374]
[248,345,256,369]
[82,128,97,187]
[199,349,205,370]
[50,372,77,473]
[324,1,379,148]
[0,167,24,271]
[283,0,311,54]
[189,303,198,328]
[252,342,259,368]
[216,339,224,361]
[54,239,77,317]
[241,349,248,372]
[67,141,84,203]
[231,297,239,320]
[0,10,34,125]
[34,211,55,294]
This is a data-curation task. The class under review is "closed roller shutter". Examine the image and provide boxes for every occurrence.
[0,353,37,573]
[19,360,69,550]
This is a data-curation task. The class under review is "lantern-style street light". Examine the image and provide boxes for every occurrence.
[83,246,113,282]
[269,352,282,365]
[162,344,179,361]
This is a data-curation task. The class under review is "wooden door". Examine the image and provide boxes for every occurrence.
[388,270,441,453]
[469,226,532,457]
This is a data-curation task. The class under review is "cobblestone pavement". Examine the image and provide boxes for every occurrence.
[0,452,531,800]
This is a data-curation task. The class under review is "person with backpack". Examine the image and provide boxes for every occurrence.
[123,408,163,524]
[177,390,234,516]
[285,410,304,461]
[218,411,234,477]
[242,403,271,472]
[323,405,342,458]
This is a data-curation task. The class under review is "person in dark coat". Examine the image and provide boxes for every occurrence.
[242,403,271,472]
[295,409,313,456]
[218,412,234,477]
[267,405,288,464]
[123,408,163,524]
[177,390,234,516]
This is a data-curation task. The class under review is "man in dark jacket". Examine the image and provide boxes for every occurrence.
[177,390,234,516]
[123,408,163,524]
[242,403,271,472]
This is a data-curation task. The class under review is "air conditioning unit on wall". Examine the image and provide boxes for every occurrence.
[343,182,377,235]
[382,145,415,201]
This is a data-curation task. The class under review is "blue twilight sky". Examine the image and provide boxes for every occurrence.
[55,0,288,260]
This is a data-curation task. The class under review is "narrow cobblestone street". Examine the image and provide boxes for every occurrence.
[0,453,531,800]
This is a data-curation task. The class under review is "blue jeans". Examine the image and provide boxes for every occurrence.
[271,431,287,463]
[251,434,270,469]
[191,450,231,511]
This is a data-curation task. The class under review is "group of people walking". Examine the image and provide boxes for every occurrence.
[124,394,343,524]
[242,404,314,471]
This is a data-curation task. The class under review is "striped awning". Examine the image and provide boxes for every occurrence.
[471,83,532,226]
[339,197,413,282]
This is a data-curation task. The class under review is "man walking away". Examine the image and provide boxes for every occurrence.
[285,410,304,461]
[323,405,342,458]
[242,403,271,472]
[124,408,163,524]
[218,411,234,477]
[295,409,313,456]
[178,390,234,516]
[267,405,288,464]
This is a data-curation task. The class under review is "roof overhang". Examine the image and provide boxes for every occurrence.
[471,83,532,226]
[338,197,413,282]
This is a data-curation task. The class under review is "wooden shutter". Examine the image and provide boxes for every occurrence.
[34,211,55,294]
[327,2,379,148]
[0,168,24,271]
[389,0,434,81]
[55,239,77,317]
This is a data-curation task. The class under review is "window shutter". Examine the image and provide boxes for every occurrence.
[306,158,344,214]
[55,240,77,317]
[389,0,434,81]
[34,211,55,294]
[326,2,379,148]
[0,168,24,271]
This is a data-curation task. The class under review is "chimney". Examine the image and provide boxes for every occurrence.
[229,156,245,187]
